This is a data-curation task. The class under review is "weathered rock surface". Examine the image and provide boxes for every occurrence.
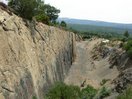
[65,39,119,90]
[0,6,75,99]
[91,40,132,93]
[110,51,132,92]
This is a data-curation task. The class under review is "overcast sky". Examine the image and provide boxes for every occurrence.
[45,0,132,23]
[1,0,132,23]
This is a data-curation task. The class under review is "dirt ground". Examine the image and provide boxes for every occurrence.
[64,39,119,89]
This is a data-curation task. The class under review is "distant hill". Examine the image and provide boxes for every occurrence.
[58,18,132,34]
[58,18,132,30]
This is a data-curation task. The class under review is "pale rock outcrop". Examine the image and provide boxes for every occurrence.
[91,40,132,92]
[0,6,75,99]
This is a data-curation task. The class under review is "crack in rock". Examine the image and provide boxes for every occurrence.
[1,86,14,93]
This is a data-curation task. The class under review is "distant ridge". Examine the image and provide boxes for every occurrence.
[58,18,132,30]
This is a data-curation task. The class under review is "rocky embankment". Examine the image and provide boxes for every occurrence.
[0,5,75,99]
[65,38,119,89]
[109,48,132,93]
[92,40,132,93]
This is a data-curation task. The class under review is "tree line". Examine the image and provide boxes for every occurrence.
[8,0,67,27]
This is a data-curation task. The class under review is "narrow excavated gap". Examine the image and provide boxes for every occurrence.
[0,2,132,99]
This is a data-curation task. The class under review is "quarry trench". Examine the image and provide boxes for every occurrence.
[0,5,131,99]
[64,39,119,89]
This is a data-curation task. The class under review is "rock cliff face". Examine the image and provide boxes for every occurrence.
[110,51,132,92]
[91,40,132,92]
[0,6,75,99]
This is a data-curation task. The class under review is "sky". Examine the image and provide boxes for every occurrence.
[1,0,132,23]
[45,0,132,23]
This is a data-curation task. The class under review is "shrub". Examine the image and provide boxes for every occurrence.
[127,47,132,58]
[124,40,132,51]
[45,82,81,99]
[32,96,37,99]
[94,86,111,99]
[123,31,129,38]
[45,82,114,99]
[35,14,50,25]
[60,21,67,28]
[124,40,132,58]
[117,85,132,99]
[99,87,111,98]
[100,79,110,86]
[45,82,99,99]
[81,85,97,99]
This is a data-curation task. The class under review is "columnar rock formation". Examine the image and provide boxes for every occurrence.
[0,6,75,99]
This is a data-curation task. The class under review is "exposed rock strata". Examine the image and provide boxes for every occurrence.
[91,40,132,92]
[0,6,75,99]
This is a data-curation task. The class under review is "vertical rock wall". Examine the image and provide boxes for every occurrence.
[0,7,75,99]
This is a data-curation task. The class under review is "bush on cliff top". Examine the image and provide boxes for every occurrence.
[8,0,60,25]
[124,40,132,58]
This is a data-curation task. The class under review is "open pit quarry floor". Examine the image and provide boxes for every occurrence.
[64,39,119,89]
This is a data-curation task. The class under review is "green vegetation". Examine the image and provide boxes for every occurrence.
[100,79,110,86]
[67,23,132,41]
[32,96,37,99]
[45,82,81,99]
[45,82,112,99]
[60,21,67,28]
[68,24,132,34]
[44,4,60,24]
[81,85,97,99]
[124,30,129,38]
[8,0,60,25]
[117,85,132,99]
[124,40,132,58]
[76,31,124,40]
[35,13,50,24]
[95,86,111,99]
[8,0,38,20]
[67,25,127,40]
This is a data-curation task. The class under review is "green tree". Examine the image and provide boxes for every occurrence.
[44,4,60,24]
[124,31,129,38]
[35,13,50,24]
[8,0,38,20]
[124,40,132,58]
[124,40,132,51]
[8,0,60,25]
[127,48,132,58]
[60,21,67,27]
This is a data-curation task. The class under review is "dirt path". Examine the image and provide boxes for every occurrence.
[64,39,119,89]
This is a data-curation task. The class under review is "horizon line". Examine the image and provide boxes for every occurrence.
[59,17,132,24]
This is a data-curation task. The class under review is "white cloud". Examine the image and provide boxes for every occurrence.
[45,0,132,23]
